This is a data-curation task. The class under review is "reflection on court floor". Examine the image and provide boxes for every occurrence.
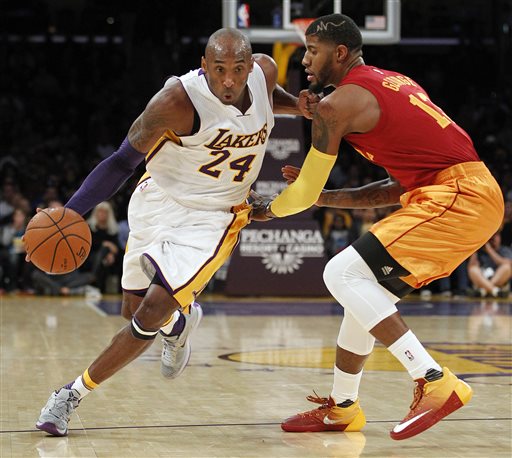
[0,293,511,457]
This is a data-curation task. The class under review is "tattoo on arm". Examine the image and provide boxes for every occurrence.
[366,189,395,207]
[312,112,330,152]
[127,85,183,152]
[321,179,402,208]
[127,116,145,150]
[128,108,167,152]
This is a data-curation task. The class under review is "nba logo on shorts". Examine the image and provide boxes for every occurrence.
[139,181,149,192]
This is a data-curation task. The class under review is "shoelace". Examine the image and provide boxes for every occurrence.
[48,394,74,419]
[162,338,180,364]
[409,381,425,410]
[305,390,330,409]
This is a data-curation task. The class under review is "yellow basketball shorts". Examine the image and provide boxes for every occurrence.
[370,162,504,289]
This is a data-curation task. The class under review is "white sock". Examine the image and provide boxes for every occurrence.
[331,365,363,404]
[70,375,92,399]
[388,330,441,380]
[159,310,181,335]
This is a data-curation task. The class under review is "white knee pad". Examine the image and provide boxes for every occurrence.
[324,246,400,331]
[337,311,376,355]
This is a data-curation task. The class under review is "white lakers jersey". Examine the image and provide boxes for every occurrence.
[145,63,274,211]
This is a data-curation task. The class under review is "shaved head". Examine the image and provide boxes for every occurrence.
[205,28,252,61]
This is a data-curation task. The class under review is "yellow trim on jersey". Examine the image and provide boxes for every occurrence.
[146,130,183,164]
[171,204,251,307]
[271,145,337,217]
[82,368,99,389]
[137,171,151,185]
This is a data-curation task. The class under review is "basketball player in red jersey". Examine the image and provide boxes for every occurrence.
[251,14,504,440]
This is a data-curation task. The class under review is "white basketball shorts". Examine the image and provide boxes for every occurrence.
[121,177,250,306]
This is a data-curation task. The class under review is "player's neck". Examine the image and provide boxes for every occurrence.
[233,87,251,113]
[339,57,365,82]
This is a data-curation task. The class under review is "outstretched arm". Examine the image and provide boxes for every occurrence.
[282,165,403,208]
[254,53,319,119]
[318,177,403,208]
[251,84,381,221]
[272,86,320,119]
[65,78,194,216]
[251,97,341,221]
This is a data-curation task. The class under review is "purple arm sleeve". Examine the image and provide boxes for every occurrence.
[65,137,145,216]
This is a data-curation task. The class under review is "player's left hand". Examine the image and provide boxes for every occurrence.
[298,90,322,119]
[282,165,300,184]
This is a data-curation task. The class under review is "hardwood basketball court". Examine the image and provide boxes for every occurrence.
[1,293,511,457]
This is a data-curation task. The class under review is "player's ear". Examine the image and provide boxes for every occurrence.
[201,56,207,73]
[335,44,349,63]
[249,56,254,72]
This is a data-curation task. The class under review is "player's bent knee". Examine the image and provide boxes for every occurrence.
[324,246,377,287]
[130,316,159,340]
[121,292,143,321]
[133,285,179,331]
[323,250,355,291]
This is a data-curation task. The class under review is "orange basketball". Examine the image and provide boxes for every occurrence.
[23,207,92,274]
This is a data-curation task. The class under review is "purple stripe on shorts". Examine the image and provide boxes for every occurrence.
[122,287,148,298]
[142,253,175,296]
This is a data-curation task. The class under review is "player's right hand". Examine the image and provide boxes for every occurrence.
[298,90,322,119]
[282,165,300,185]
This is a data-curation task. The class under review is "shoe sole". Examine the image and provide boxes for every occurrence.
[161,304,203,379]
[390,380,473,440]
[281,423,358,432]
[281,411,366,433]
[36,421,67,437]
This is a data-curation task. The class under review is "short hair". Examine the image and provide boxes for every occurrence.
[305,14,362,52]
[205,28,252,59]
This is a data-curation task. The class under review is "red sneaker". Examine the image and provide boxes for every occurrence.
[281,393,366,433]
[390,367,473,440]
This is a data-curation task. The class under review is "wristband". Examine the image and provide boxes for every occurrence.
[264,201,276,219]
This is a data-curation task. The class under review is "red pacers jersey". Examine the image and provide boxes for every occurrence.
[341,65,479,190]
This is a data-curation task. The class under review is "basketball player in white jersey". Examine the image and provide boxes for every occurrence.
[35,28,316,436]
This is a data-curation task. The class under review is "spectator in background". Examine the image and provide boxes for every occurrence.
[117,219,130,251]
[501,200,512,247]
[0,207,31,293]
[431,261,471,298]
[34,185,62,211]
[349,208,379,241]
[322,209,353,258]
[87,201,121,293]
[468,231,512,297]
[31,268,96,297]
[0,180,17,226]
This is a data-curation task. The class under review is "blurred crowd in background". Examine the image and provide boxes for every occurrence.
[0,0,511,298]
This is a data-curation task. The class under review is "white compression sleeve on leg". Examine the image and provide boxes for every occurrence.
[337,311,376,355]
[324,246,400,332]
